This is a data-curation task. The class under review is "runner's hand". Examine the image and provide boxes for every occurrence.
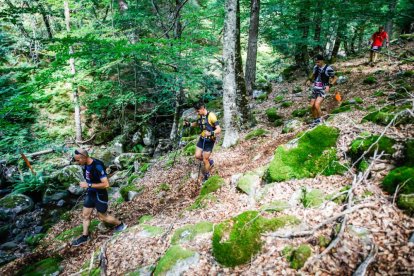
[183,121,190,127]
[305,80,311,86]
[80,182,88,188]
[325,86,330,93]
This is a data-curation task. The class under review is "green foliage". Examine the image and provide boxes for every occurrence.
[141,225,165,237]
[382,167,414,195]
[291,108,309,118]
[274,95,284,103]
[190,175,224,209]
[153,245,195,276]
[171,222,213,244]
[331,105,352,114]
[397,194,414,215]
[55,220,100,242]
[260,200,290,212]
[274,119,284,127]
[157,183,170,192]
[183,144,196,156]
[245,128,268,140]
[267,125,344,182]
[12,173,46,194]
[17,257,63,276]
[212,211,299,267]
[281,101,293,108]
[266,107,282,122]
[120,185,144,200]
[403,140,414,166]
[283,244,312,269]
[373,90,385,97]
[363,76,377,84]
[138,215,153,224]
[24,234,46,247]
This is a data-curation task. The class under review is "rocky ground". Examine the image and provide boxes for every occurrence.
[0,44,413,275]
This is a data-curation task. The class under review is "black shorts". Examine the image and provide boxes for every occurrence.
[196,137,215,152]
[84,189,108,213]
[311,89,326,99]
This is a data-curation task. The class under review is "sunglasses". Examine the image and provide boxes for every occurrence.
[74,150,86,156]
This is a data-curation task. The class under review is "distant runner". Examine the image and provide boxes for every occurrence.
[369,26,389,66]
[71,148,127,246]
[184,102,221,182]
[305,55,337,126]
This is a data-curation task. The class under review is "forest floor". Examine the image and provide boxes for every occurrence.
[1,44,414,275]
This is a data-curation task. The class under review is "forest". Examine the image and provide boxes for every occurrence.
[0,0,413,274]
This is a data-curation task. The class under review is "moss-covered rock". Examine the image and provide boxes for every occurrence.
[331,105,352,114]
[18,257,63,276]
[267,125,344,182]
[56,220,100,241]
[291,108,309,118]
[260,200,290,212]
[236,172,261,195]
[283,244,312,269]
[266,107,282,122]
[397,194,414,215]
[212,211,300,267]
[190,175,225,209]
[349,135,396,167]
[245,128,268,140]
[140,224,165,237]
[363,75,377,85]
[0,193,34,219]
[171,222,213,244]
[153,245,196,276]
[300,188,324,208]
[114,153,141,170]
[382,167,414,195]
[403,139,414,166]
[24,233,46,247]
[282,119,303,134]
[49,165,84,189]
[120,184,144,201]
[138,215,153,224]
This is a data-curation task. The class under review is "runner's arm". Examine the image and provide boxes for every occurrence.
[80,177,110,189]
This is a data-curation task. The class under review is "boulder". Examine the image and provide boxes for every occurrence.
[68,184,84,196]
[142,126,155,146]
[337,75,348,84]
[153,139,172,158]
[108,170,130,187]
[236,172,261,196]
[252,90,267,99]
[90,148,114,167]
[182,108,197,121]
[0,194,34,219]
[49,165,84,189]
[114,153,140,170]
[282,119,303,134]
[42,190,69,205]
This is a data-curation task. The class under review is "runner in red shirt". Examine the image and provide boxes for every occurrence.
[369,26,389,65]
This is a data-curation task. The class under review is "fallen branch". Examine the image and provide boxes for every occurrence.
[0,149,55,165]
[352,244,378,276]
[265,203,377,238]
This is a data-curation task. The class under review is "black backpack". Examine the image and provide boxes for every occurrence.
[314,65,330,85]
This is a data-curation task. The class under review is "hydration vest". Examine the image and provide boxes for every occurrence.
[197,111,217,140]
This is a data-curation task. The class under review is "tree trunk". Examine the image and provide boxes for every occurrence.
[222,0,239,148]
[235,0,248,125]
[385,0,397,40]
[38,2,53,39]
[331,20,347,59]
[64,1,82,142]
[245,0,260,97]
[357,25,365,52]
[169,0,184,142]
[295,1,310,73]
[312,1,323,55]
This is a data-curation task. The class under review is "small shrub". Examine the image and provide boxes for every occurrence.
[281,101,293,108]
[274,119,283,127]
[291,108,309,118]
[363,76,377,85]
[274,95,284,103]
[266,107,282,122]
[245,128,268,140]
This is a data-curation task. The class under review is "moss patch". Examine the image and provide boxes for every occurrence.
[331,105,352,114]
[381,167,414,195]
[291,108,309,118]
[18,257,63,276]
[300,188,324,208]
[245,128,268,140]
[403,139,414,166]
[138,215,153,224]
[260,200,290,212]
[120,184,144,201]
[171,222,213,244]
[281,101,293,108]
[283,244,312,269]
[274,119,284,127]
[349,135,396,169]
[25,233,46,247]
[363,75,377,85]
[190,176,224,209]
[274,95,284,103]
[56,220,99,241]
[140,224,165,237]
[236,172,261,195]
[362,104,413,126]
[212,211,300,267]
[153,245,195,276]
[266,125,344,182]
[266,108,282,122]
[397,194,414,215]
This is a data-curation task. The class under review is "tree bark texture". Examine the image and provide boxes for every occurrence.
[245,0,260,97]
[222,0,240,148]
[385,0,397,40]
[295,1,310,73]
[64,1,82,142]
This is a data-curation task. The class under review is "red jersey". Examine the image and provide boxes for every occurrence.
[372,31,388,47]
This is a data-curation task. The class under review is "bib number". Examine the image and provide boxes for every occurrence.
[314,81,323,89]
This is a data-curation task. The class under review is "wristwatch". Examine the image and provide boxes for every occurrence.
[88,183,92,188]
